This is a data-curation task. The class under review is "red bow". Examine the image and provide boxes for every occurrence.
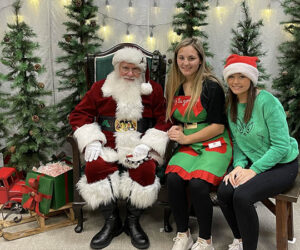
[21,175,52,217]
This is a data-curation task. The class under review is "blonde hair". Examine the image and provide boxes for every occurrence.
[165,37,221,121]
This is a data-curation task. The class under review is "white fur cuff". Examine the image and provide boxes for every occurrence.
[140,128,169,160]
[76,171,120,210]
[130,177,161,209]
[73,122,107,153]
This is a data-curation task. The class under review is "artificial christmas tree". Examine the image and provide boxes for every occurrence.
[170,0,212,57]
[228,1,270,88]
[0,76,9,148]
[56,0,102,140]
[0,0,58,171]
[272,0,300,141]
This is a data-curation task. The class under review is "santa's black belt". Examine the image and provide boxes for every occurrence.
[98,116,155,133]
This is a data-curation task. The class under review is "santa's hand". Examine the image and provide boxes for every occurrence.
[133,144,150,158]
[85,141,103,162]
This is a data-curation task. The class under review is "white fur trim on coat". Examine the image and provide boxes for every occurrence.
[101,147,118,163]
[130,177,161,209]
[119,172,161,209]
[115,131,141,168]
[119,172,133,200]
[140,128,169,164]
[76,171,120,210]
[73,123,107,153]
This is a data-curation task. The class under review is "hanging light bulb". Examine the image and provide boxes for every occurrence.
[105,0,109,7]
[129,0,133,8]
[150,25,154,38]
[102,17,107,32]
[262,0,272,21]
[153,0,158,8]
[126,24,130,35]
[216,0,219,7]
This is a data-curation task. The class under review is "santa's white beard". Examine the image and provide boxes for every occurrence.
[102,71,144,120]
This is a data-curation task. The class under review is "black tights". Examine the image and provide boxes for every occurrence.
[167,172,213,240]
[217,159,298,250]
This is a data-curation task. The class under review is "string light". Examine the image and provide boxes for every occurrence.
[102,16,107,32]
[150,25,154,38]
[261,0,272,22]
[126,23,130,35]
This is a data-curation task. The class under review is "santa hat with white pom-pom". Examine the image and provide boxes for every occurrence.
[112,47,153,95]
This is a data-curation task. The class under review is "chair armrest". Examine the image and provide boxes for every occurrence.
[66,134,84,203]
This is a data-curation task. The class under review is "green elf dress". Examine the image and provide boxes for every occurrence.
[165,80,232,186]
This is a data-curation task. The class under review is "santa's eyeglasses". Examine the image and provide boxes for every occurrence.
[120,66,142,75]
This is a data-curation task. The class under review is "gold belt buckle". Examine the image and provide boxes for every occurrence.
[115,119,137,132]
[184,122,197,129]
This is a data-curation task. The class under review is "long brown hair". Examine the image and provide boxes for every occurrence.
[227,82,257,123]
[165,37,221,121]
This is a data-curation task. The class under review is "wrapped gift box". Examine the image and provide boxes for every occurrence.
[21,171,53,215]
[51,169,73,209]
[22,169,73,215]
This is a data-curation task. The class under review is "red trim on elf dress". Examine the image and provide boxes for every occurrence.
[165,165,224,186]
[178,145,198,156]
[170,96,203,117]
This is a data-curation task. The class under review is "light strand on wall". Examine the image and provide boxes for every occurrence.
[126,23,130,35]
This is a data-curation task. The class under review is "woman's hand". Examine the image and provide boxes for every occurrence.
[234,168,257,186]
[223,166,243,187]
[167,125,187,144]
[223,166,256,187]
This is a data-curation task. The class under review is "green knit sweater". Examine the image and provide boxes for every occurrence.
[228,90,299,174]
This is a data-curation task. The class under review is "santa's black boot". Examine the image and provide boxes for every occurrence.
[90,202,123,249]
[123,202,150,249]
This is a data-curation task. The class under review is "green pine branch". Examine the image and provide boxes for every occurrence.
[228,1,270,88]
[170,0,212,57]
[56,0,103,141]
[0,0,59,171]
[272,0,300,140]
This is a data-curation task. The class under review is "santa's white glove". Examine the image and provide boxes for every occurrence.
[84,141,103,162]
[130,144,151,162]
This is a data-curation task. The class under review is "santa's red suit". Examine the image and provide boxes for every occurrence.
[69,64,169,211]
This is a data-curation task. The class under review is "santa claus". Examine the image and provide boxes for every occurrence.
[69,47,170,249]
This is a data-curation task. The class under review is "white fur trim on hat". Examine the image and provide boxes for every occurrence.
[112,47,147,72]
[223,62,259,85]
[141,82,153,95]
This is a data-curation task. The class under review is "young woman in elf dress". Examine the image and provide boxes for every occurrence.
[165,37,232,250]
[217,54,299,250]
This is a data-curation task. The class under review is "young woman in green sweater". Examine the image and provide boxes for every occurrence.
[217,54,299,250]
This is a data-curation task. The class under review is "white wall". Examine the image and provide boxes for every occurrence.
[0,0,291,104]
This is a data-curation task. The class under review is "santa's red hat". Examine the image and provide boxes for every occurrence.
[223,54,259,85]
[112,47,152,95]
[112,47,147,72]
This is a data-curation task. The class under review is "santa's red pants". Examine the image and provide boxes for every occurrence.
[85,157,157,186]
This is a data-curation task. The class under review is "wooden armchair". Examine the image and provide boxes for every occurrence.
[67,43,167,233]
